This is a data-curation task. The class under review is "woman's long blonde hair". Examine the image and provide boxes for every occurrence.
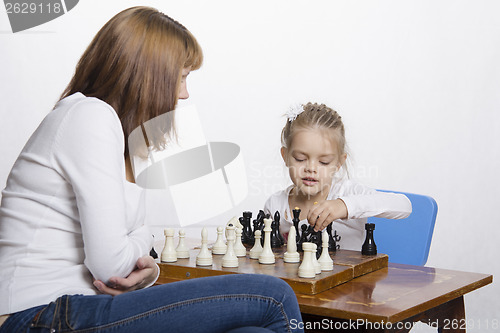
[61,6,203,155]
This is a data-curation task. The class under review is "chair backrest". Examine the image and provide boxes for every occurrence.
[367,190,438,266]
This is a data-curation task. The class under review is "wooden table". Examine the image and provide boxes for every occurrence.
[154,240,492,332]
[296,263,492,332]
[156,261,491,332]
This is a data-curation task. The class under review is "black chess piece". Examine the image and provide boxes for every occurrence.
[149,235,158,259]
[292,207,301,244]
[274,211,285,246]
[309,229,322,259]
[149,246,158,259]
[361,223,377,255]
[252,219,260,241]
[326,224,341,251]
[255,212,268,245]
[256,210,265,232]
[297,224,310,251]
[240,211,253,245]
[270,217,281,248]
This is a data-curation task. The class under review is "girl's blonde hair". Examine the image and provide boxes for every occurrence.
[60,6,203,155]
[281,102,346,156]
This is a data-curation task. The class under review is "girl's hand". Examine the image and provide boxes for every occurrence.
[307,199,348,232]
[93,256,158,296]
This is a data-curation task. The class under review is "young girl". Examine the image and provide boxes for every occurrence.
[0,7,303,332]
[265,102,412,250]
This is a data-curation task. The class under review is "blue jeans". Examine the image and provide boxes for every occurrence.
[1,274,304,333]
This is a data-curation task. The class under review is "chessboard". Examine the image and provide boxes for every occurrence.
[158,245,387,295]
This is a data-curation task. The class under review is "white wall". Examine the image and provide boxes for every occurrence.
[1,1,498,331]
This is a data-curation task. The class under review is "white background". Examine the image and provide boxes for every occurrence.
[0,1,499,331]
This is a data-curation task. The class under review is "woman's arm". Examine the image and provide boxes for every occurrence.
[93,256,159,295]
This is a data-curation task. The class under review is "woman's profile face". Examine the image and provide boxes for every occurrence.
[178,67,191,100]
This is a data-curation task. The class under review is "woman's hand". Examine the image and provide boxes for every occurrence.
[93,256,159,296]
[307,199,348,232]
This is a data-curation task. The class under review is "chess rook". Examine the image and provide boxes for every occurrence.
[362,223,377,255]
[298,242,316,278]
[161,228,177,263]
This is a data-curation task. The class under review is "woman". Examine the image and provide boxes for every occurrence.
[0,7,303,332]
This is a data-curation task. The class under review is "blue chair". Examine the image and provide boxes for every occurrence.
[367,190,438,266]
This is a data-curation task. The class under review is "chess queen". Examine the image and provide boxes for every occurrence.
[264,103,412,251]
[0,7,303,332]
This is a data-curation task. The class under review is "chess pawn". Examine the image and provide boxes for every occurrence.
[283,226,300,263]
[318,231,334,271]
[259,218,276,264]
[176,229,190,259]
[161,228,177,262]
[312,243,322,274]
[362,223,377,255]
[212,226,227,255]
[222,224,239,267]
[234,227,247,257]
[298,242,316,278]
[249,230,263,259]
[196,227,213,266]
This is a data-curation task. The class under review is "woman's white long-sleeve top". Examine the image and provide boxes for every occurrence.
[0,93,152,315]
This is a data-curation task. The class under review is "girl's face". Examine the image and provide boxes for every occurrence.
[178,67,191,100]
[282,128,346,200]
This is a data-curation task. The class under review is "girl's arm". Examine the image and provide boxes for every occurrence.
[338,181,412,220]
[308,180,412,231]
[53,99,152,284]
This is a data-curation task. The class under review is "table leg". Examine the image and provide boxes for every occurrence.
[300,296,466,333]
[399,295,466,333]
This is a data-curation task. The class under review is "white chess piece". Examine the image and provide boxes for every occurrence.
[176,229,190,259]
[318,230,334,271]
[226,216,241,238]
[298,242,316,278]
[312,243,322,274]
[222,224,239,267]
[161,228,177,262]
[249,230,263,259]
[283,226,300,263]
[259,218,275,264]
[234,227,247,257]
[212,226,227,255]
[196,227,213,266]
